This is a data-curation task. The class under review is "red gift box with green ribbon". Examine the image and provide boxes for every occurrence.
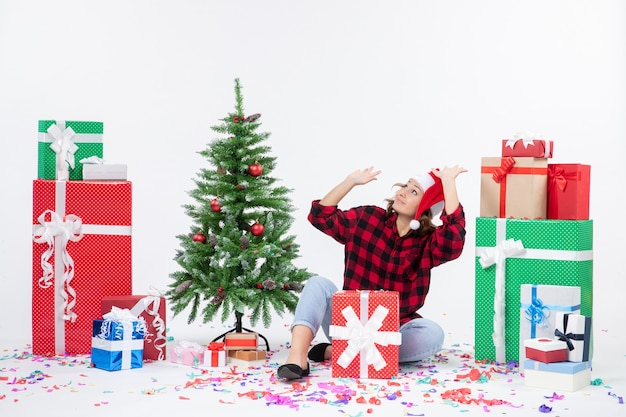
[32,179,132,355]
[547,164,591,220]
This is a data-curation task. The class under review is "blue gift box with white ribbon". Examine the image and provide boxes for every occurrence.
[91,309,145,371]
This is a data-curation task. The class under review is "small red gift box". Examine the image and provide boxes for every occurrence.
[524,338,569,363]
[480,156,548,219]
[204,342,227,367]
[101,294,167,360]
[547,164,591,220]
[32,180,132,355]
[502,138,554,158]
[224,332,258,350]
[329,290,402,379]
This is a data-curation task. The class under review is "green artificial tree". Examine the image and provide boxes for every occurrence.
[168,79,311,343]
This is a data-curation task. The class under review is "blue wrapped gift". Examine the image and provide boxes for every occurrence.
[91,310,145,371]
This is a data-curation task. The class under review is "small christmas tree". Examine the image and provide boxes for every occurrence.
[168,78,311,332]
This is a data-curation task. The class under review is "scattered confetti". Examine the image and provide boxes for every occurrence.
[539,404,552,412]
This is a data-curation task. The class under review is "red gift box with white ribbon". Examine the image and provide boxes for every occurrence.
[329,290,402,379]
[101,293,167,360]
[501,136,554,158]
[32,179,132,355]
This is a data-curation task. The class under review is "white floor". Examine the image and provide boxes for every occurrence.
[1,314,624,417]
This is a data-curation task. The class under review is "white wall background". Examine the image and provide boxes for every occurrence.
[1,1,624,348]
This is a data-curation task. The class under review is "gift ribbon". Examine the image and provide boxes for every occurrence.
[476,218,593,363]
[32,206,83,336]
[481,158,548,217]
[129,287,167,360]
[554,313,591,361]
[94,310,145,370]
[207,342,225,366]
[478,238,525,363]
[521,285,580,338]
[47,122,78,180]
[548,165,583,192]
[32,180,132,354]
[329,291,402,377]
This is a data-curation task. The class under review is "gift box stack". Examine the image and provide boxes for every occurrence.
[522,308,592,391]
[473,132,593,387]
[224,331,267,362]
[31,120,157,363]
[329,290,402,379]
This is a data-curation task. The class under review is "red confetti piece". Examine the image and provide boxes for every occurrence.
[178,396,190,400]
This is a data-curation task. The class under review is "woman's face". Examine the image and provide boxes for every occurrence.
[392,179,423,217]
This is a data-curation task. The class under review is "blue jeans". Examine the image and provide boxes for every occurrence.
[291,275,445,363]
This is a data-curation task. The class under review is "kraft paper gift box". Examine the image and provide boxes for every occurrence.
[547,164,591,220]
[519,284,581,366]
[474,217,593,363]
[523,359,591,392]
[83,164,128,180]
[91,308,145,371]
[501,137,554,158]
[204,342,227,367]
[228,349,267,361]
[329,290,402,379]
[224,332,258,350]
[524,338,569,363]
[170,341,204,366]
[32,180,132,355]
[480,156,548,219]
[554,313,592,362]
[101,294,167,360]
[37,120,104,180]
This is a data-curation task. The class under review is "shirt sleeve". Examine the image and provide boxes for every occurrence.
[427,203,466,266]
[307,199,358,244]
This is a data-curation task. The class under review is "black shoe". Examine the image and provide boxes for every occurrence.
[277,363,310,380]
[307,343,331,362]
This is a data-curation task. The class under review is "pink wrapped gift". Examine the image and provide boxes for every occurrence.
[170,341,204,366]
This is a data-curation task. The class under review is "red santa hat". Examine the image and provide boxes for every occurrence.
[409,170,445,230]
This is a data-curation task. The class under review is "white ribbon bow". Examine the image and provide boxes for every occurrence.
[48,123,78,176]
[32,210,83,322]
[478,238,525,363]
[504,131,542,150]
[330,305,402,373]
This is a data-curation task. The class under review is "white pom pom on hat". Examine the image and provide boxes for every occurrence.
[408,170,445,230]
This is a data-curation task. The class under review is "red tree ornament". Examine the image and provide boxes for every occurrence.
[210,198,221,212]
[248,162,263,177]
[250,221,265,236]
[192,233,207,243]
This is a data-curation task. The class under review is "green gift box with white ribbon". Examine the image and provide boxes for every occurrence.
[38,120,104,180]
[474,217,593,363]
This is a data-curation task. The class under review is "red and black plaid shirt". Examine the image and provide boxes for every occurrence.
[308,200,466,325]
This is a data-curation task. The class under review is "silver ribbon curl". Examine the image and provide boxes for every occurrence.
[32,209,83,322]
